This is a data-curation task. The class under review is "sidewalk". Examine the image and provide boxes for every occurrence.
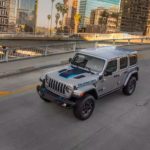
[0,52,74,78]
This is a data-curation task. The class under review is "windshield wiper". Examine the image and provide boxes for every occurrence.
[85,66,94,74]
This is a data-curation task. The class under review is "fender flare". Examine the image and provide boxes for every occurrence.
[124,71,138,87]
[84,88,98,100]
[74,87,98,100]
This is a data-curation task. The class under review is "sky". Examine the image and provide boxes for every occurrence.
[37,0,120,28]
[37,0,62,28]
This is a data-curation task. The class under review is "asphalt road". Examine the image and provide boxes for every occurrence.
[0,51,150,150]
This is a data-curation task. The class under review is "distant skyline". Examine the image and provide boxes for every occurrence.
[37,0,120,28]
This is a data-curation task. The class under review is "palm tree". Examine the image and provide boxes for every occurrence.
[55,13,60,30]
[56,2,62,12]
[55,2,68,31]
[74,14,81,34]
[50,0,55,35]
[47,14,51,35]
[61,5,68,30]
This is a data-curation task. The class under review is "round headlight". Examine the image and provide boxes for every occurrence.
[65,86,73,94]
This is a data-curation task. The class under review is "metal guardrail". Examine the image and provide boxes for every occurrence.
[0,42,76,62]
[0,32,73,39]
[0,32,150,40]
[0,38,150,63]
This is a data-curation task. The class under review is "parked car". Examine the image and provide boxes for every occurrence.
[37,46,139,120]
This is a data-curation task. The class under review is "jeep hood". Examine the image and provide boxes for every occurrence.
[46,65,98,87]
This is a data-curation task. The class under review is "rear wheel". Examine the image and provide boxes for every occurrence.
[73,94,95,120]
[123,76,136,95]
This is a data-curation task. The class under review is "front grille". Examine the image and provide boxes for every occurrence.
[46,77,67,96]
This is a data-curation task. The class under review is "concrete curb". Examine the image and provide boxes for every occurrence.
[0,60,68,79]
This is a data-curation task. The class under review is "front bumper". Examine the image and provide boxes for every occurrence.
[37,85,76,107]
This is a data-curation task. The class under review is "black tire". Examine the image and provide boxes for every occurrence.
[123,76,137,96]
[73,94,95,120]
[37,85,51,103]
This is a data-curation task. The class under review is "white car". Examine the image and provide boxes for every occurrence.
[37,46,139,120]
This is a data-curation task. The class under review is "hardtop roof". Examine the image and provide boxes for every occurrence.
[79,46,137,60]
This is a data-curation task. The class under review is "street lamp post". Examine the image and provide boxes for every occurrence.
[50,0,55,36]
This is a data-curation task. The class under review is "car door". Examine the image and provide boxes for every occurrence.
[117,57,129,87]
[101,59,119,95]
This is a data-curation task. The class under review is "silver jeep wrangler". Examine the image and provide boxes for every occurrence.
[37,46,139,120]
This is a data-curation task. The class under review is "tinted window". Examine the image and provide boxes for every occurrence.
[120,57,128,69]
[106,60,117,73]
[130,55,137,66]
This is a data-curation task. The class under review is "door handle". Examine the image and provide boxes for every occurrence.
[114,74,120,78]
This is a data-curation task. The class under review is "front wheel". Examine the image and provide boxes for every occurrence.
[123,76,137,95]
[73,94,95,120]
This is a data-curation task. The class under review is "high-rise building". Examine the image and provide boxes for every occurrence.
[88,6,119,33]
[16,0,38,32]
[79,0,120,28]
[118,0,150,34]
[90,7,105,25]
[106,15,118,33]
[146,10,150,36]
[90,10,95,25]
[8,0,17,32]
[0,0,16,32]
[64,0,78,33]
[0,0,9,32]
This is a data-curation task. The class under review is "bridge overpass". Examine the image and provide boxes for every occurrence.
[1,37,150,64]
[0,45,150,150]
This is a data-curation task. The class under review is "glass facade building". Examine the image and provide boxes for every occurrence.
[79,0,120,28]
[16,0,37,32]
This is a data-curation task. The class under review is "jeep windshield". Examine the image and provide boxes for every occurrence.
[71,53,105,73]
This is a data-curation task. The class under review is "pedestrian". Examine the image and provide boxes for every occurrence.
[2,45,8,55]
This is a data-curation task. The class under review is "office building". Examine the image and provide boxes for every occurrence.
[87,6,118,33]
[64,0,78,33]
[16,0,38,32]
[118,0,150,35]
[90,7,105,25]
[79,0,120,28]
[106,15,118,33]
[0,0,16,32]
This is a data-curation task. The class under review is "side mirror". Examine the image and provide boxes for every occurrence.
[104,70,112,76]
[69,58,72,63]
[99,75,103,80]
